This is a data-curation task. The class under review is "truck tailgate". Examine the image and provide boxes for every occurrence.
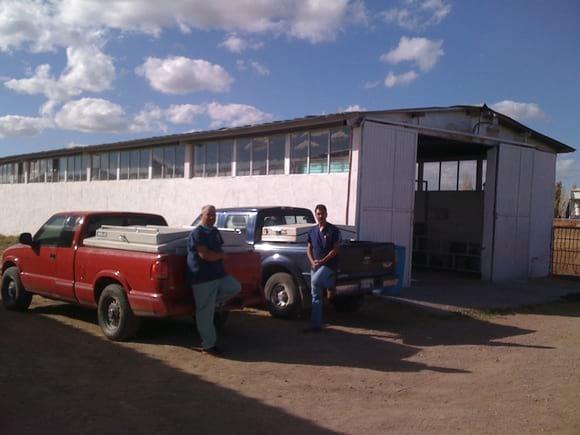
[337,242,396,279]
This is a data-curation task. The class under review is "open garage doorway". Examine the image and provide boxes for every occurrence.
[412,135,491,277]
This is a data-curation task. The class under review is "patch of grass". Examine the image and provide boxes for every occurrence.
[464,298,580,319]
[0,235,18,254]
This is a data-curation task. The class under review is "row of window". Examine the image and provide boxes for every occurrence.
[0,127,352,184]
[416,159,487,192]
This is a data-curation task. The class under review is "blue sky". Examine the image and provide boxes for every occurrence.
[1,0,579,189]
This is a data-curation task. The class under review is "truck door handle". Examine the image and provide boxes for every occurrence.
[50,253,57,259]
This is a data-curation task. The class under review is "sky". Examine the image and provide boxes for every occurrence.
[0,0,579,189]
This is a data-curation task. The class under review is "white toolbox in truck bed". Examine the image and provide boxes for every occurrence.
[84,225,250,254]
[261,224,357,243]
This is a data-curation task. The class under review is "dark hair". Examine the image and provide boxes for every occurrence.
[314,204,327,213]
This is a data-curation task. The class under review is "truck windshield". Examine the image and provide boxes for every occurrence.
[262,212,315,226]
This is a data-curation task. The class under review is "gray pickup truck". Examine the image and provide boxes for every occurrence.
[193,206,397,318]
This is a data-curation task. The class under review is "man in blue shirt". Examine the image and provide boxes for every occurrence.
[187,205,241,355]
[305,204,341,333]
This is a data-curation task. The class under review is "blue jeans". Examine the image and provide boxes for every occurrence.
[310,266,336,328]
[192,275,241,349]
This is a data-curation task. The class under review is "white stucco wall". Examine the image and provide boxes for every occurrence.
[0,174,350,235]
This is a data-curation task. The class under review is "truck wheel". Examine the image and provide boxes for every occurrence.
[264,272,300,318]
[332,294,365,313]
[1,266,33,311]
[97,284,141,341]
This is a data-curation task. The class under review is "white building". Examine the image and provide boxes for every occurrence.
[0,105,574,285]
[569,189,580,219]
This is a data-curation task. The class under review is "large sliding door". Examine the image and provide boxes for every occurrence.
[356,121,417,286]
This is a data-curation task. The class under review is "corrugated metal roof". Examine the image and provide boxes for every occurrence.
[0,105,574,163]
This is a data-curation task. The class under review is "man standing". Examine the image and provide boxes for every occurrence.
[187,205,241,355]
[304,204,341,333]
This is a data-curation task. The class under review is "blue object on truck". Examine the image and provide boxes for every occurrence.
[381,245,405,296]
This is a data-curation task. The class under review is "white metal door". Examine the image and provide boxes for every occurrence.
[356,121,418,286]
[483,143,534,281]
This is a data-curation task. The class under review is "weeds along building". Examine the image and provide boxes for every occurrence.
[0,105,574,285]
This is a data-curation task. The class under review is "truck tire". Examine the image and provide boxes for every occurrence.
[264,272,301,318]
[332,294,365,313]
[97,284,141,341]
[1,266,33,312]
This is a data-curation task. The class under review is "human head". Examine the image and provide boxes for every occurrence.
[200,205,217,227]
[314,204,328,225]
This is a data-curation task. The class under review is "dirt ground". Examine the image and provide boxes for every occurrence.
[1,295,579,434]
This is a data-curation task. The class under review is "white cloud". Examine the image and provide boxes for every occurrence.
[59,0,354,43]
[130,104,167,132]
[54,98,128,132]
[4,45,115,101]
[166,104,206,124]
[136,56,233,94]
[380,36,444,72]
[236,60,270,76]
[219,34,263,53]
[381,0,451,31]
[364,80,380,89]
[556,156,580,189]
[490,100,547,121]
[342,104,366,112]
[205,102,273,128]
[384,70,418,87]
[251,61,270,76]
[0,115,47,138]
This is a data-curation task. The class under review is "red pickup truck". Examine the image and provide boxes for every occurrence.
[1,212,262,340]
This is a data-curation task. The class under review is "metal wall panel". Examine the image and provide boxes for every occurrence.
[357,121,417,286]
[488,144,534,280]
[529,151,557,277]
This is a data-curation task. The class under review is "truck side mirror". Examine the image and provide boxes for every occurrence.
[18,233,33,245]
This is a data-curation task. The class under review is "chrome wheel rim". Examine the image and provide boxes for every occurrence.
[105,298,121,328]
[7,280,17,301]
[272,284,289,308]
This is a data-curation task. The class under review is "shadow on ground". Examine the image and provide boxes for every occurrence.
[0,308,335,434]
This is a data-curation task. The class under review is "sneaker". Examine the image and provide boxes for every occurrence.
[201,346,224,357]
[302,326,323,334]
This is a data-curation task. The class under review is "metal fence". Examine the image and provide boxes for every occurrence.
[552,220,580,277]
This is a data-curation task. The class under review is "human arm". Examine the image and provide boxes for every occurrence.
[307,241,318,269]
[196,244,225,262]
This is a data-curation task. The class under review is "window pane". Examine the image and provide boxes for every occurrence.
[252,137,267,175]
[129,150,139,179]
[67,156,75,181]
[33,215,66,246]
[205,143,218,177]
[18,162,24,183]
[291,132,308,174]
[330,127,350,173]
[193,144,205,177]
[45,159,53,182]
[218,141,233,176]
[120,151,130,180]
[268,134,285,174]
[423,162,440,191]
[108,152,118,180]
[152,147,163,178]
[440,161,458,191]
[175,144,185,178]
[236,138,251,176]
[482,160,487,190]
[81,155,90,181]
[458,160,476,191]
[52,158,61,182]
[74,155,82,181]
[139,149,149,179]
[97,153,108,180]
[309,130,329,174]
[163,146,175,178]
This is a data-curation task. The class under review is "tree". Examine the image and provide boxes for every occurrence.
[554,181,570,218]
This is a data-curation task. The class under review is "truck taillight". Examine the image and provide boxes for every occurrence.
[151,260,168,280]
